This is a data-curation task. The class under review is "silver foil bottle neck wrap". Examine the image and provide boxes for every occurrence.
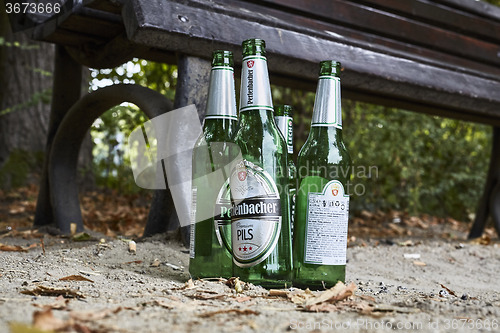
[206,65,237,119]
[311,75,342,128]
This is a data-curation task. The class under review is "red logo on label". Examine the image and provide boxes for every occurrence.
[332,184,340,196]
[238,171,247,181]
[247,60,254,68]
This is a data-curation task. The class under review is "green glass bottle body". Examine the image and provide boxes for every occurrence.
[293,61,352,290]
[230,39,292,288]
[189,50,237,279]
[274,105,297,237]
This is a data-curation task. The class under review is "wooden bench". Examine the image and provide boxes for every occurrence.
[13,0,500,239]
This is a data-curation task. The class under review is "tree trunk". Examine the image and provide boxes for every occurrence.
[0,5,93,189]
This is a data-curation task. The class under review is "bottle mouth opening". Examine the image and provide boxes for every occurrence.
[274,104,294,116]
[242,38,266,56]
[319,60,342,76]
[212,50,234,67]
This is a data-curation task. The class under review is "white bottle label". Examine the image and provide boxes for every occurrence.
[230,160,281,267]
[239,56,273,112]
[304,180,349,265]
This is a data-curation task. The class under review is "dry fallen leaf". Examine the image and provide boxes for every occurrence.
[287,288,315,305]
[198,309,259,318]
[173,278,197,291]
[69,307,122,321]
[413,261,427,266]
[152,299,176,309]
[33,308,68,331]
[0,244,27,252]
[21,285,85,298]
[59,275,94,283]
[305,281,356,307]
[0,243,37,252]
[469,235,491,245]
[124,260,143,264]
[225,277,245,293]
[33,295,69,310]
[235,296,252,303]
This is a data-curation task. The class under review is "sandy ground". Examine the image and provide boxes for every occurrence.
[0,229,499,333]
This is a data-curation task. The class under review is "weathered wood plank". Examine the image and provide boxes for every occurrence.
[123,0,500,125]
[255,0,500,66]
[83,0,126,15]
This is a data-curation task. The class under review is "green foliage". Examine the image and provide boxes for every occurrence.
[0,88,51,117]
[483,0,500,6]
[342,102,491,220]
[273,86,491,221]
[0,149,44,189]
[90,59,177,191]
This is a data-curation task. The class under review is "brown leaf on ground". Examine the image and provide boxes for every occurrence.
[33,295,70,310]
[198,309,259,318]
[468,235,491,245]
[176,278,196,290]
[287,288,315,305]
[59,275,94,283]
[225,277,245,293]
[235,296,252,303]
[0,244,27,252]
[21,285,85,298]
[189,292,226,300]
[0,242,37,252]
[152,299,176,309]
[33,308,69,331]
[69,307,122,322]
[124,260,143,264]
[305,281,356,307]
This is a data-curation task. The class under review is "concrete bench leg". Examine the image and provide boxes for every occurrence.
[468,126,500,239]
[166,54,211,245]
[48,84,173,234]
[34,46,82,229]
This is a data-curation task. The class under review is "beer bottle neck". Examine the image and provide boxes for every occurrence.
[205,65,237,120]
[239,55,273,113]
[238,109,275,130]
[311,75,342,128]
[275,115,294,155]
[203,118,237,142]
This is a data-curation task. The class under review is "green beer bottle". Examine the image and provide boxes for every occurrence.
[230,39,292,288]
[274,105,297,236]
[293,61,352,289]
[189,50,237,279]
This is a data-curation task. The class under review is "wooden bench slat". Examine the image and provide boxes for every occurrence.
[123,0,500,125]
[254,0,500,67]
